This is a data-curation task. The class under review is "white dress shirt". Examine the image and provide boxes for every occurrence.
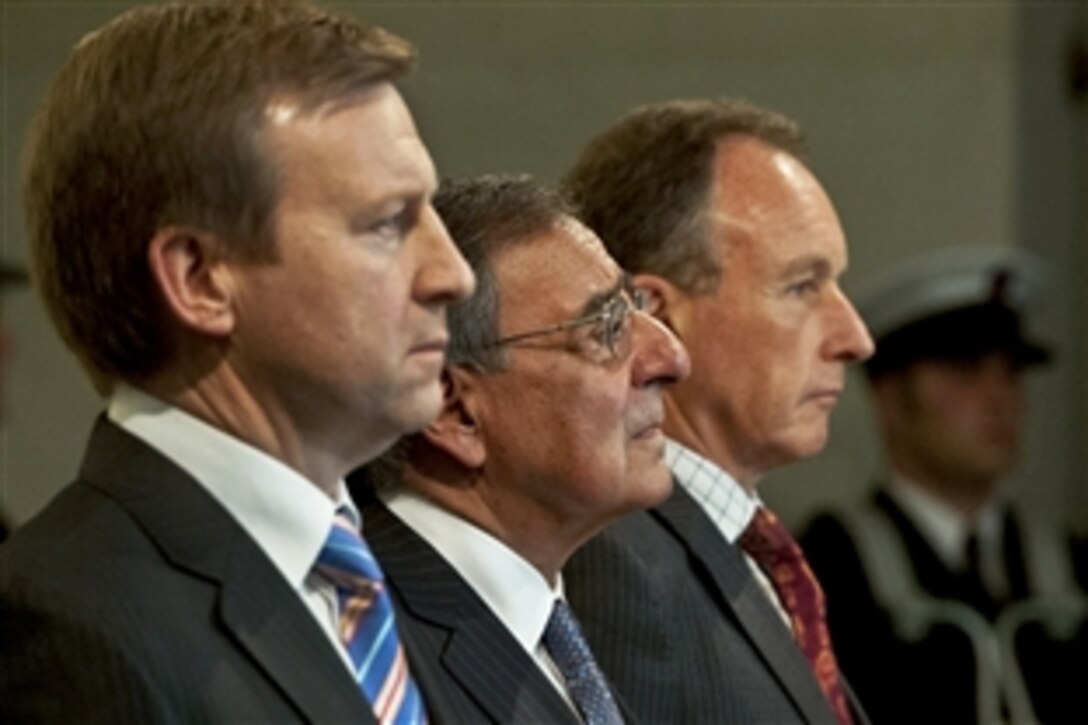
[886,473,1008,598]
[666,439,793,631]
[382,487,580,714]
[108,383,356,671]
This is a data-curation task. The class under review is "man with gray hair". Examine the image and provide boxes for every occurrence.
[0,2,473,721]
[563,98,874,723]
[355,174,689,724]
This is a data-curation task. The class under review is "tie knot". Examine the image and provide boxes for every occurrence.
[738,507,803,567]
[316,512,385,591]
[543,600,594,678]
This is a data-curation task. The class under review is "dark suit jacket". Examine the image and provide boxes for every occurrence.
[565,483,868,724]
[359,494,605,725]
[0,416,374,724]
[801,488,1088,725]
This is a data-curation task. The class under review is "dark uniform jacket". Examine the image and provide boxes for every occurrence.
[801,487,1088,724]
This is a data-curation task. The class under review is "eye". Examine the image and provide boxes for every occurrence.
[350,212,403,250]
[787,278,819,297]
[370,216,400,237]
[589,298,629,351]
[362,201,420,248]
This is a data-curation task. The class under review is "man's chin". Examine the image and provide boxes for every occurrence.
[396,382,444,434]
[627,463,675,510]
[772,427,831,468]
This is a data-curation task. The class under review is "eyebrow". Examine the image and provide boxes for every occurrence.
[577,273,630,318]
[780,255,834,281]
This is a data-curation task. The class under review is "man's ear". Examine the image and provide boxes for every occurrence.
[147,227,235,337]
[633,273,685,336]
[421,367,486,470]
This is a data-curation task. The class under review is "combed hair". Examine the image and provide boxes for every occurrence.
[562,97,808,293]
[433,174,576,373]
[24,0,416,393]
[367,173,574,491]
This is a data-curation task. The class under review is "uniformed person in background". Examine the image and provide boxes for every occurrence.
[802,245,1087,724]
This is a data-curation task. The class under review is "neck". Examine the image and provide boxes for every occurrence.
[139,363,347,499]
[663,393,762,493]
[404,463,582,588]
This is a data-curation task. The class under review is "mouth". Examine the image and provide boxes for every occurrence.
[633,423,664,441]
[411,336,449,354]
[630,409,666,441]
[806,388,842,407]
[408,337,450,366]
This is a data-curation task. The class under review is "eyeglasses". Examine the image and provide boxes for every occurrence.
[485,286,648,359]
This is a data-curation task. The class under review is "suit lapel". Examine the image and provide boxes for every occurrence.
[653,485,835,722]
[217,546,374,722]
[842,678,873,725]
[438,606,575,723]
[81,417,374,723]
[363,499,578,725]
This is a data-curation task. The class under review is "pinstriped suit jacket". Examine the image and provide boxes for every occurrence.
[565,483,870,724]
[0,417,375,724]
[360,497,585,725]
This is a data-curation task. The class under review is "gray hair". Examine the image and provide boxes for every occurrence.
[366,173,575,490]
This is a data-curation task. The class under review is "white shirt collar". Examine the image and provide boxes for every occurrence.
[380,487,560,657]
[667,438,761,543]
[107,383,349,590]
[886,472,1003,570]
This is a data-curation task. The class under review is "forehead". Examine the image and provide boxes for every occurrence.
[492,217,621,327]
[260,84,436,204]
[707,137,847,272]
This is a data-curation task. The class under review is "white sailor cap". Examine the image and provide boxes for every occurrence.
[856,245,1051,377]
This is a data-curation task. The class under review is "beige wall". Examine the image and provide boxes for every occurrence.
[1,1,1083,531]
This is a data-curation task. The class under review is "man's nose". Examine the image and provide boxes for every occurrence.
[826,286,874,363]
[630,311,691,388]
[413,205,476,306]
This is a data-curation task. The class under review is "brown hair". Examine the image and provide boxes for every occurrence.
[562,98,808,293]
[24,0,415,393]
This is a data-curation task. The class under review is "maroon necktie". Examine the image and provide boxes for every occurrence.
[738,507,853,725]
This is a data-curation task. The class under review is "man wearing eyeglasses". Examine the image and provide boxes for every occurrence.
[561,98,874,724]
[353,175,690,724]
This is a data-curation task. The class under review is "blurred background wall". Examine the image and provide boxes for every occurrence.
[1,0,1084,533]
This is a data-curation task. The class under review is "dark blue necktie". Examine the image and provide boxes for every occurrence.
[542,599,624,725]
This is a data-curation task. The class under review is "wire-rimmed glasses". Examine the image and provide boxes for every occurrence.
[484,285,648,359]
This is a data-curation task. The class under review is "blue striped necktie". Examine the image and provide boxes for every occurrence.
[315,510,426,724]
[543,599,625,725]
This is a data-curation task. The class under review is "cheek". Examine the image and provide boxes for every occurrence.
[351,274,412,336]
[558,385,630,465]
[710,304,798,381]
[909,389,974,440]
[921,381,976,417]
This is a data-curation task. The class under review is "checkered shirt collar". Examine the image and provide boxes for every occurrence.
[666,438,761,544]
